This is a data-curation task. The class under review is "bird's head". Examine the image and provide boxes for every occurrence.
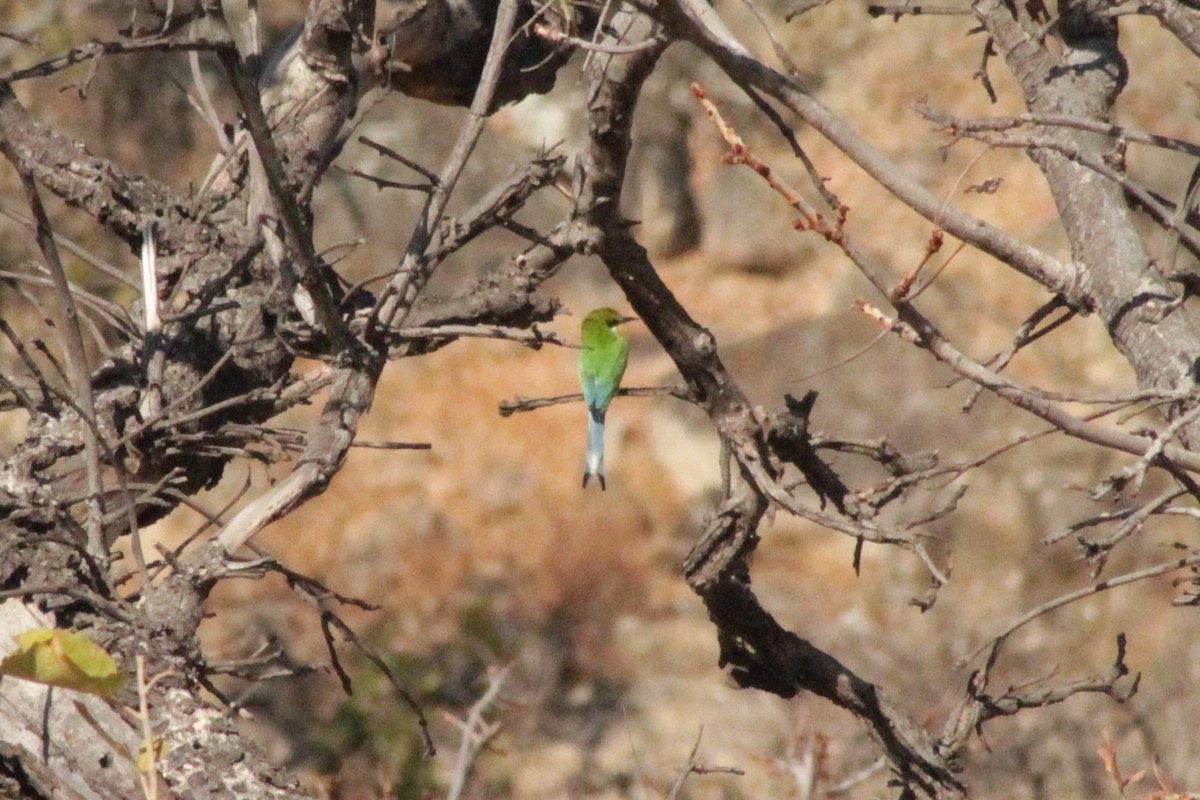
[582,307,637,336]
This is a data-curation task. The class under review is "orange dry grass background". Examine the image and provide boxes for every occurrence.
[3,2,1200,798]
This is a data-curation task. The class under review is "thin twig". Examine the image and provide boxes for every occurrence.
[347,440,432,449]
[371,0,523,334]
[942,111,1200,158]
[0,269,135,336]
[0,202,137,289]
[535,22,666,53]
[0,584,132,623]
[826,756,887,795]
[932,122,1200,258]
[3,35,234,82]
[217,46,349,345]
[446,664,511,800]
[857,300,1200,473]
[958,555,1200,667]
[867,3,972,14]
[390,324,572,350]
[499,385,688,416]
[663,727,744,798]
[0,318,58,411]
[187,37,232,154]
[357,135,440,183]
[666,728,706,800]
[2,140,106,564]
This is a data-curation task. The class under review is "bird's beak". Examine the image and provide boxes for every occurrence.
[618,315,637,325]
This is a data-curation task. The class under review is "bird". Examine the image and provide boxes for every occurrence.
[579,307,634,490]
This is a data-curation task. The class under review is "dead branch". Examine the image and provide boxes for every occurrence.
[958,556,1200,668]
[656,0,1082,306]
[940,635,1138,758]
[445,665,511,800]
[574,7,963,795]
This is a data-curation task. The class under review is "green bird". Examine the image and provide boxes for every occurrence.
[579,307,635,490]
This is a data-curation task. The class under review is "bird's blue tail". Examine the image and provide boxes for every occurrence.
[582,412,606,490]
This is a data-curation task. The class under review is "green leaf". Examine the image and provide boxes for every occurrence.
[1,627,125,699]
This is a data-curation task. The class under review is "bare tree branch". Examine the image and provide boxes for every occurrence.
[656,0,1082,305]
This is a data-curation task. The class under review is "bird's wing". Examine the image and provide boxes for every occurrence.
[593,342,629,413]
[580,362,612,416]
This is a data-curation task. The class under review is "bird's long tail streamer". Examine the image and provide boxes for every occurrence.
[583,412,606,490]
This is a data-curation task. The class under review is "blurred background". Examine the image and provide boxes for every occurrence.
[2,1,1199,797]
